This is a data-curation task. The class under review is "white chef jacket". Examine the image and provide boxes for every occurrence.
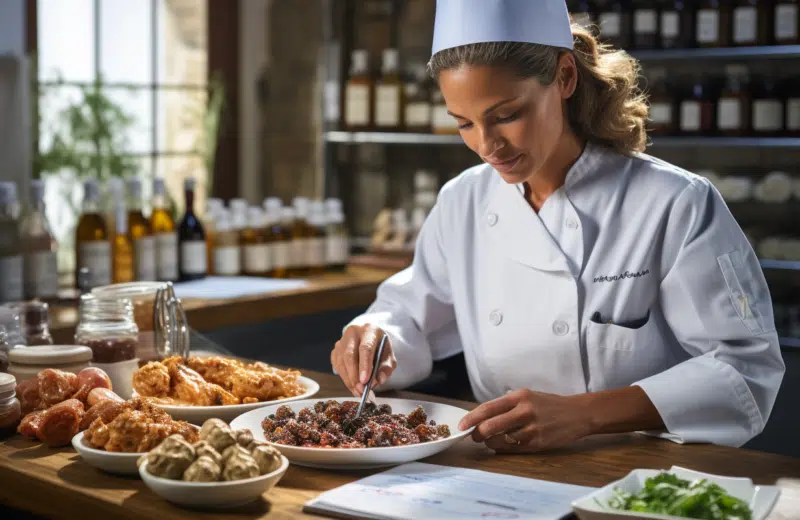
[347,141,785,447]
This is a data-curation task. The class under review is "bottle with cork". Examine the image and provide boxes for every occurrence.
[343,49,372,130]
[21,180,58,300]
[126,177,155,281]
[150,178,178,282]
[75,179,112,290]
[177,177,207,281]
[374,48,403,131]
[0,182,23,304]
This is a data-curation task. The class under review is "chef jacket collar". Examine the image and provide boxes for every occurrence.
[512,140,602,196]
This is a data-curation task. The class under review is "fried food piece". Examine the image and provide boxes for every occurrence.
[406,406,427,428]
[36,399,85,447]
[183,455,221,482]
[84,406,198,453]
[170,363,240,406]
[221,450,259,481]
[251,445,282,474]
[16,379,42,415]
[133,361,171,397]
[17,410,46,439]
[141,434,196,479]
[38,369,79,407]
[193,441,222,465]
[80,400,130,431]
[200,418,237,453]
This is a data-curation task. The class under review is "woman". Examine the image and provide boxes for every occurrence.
[331,0,784,451]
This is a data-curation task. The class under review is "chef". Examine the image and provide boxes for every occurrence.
[331,0,785,451]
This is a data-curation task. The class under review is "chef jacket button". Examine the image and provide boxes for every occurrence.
[487,212,498,226]
[552,320,569,336]
[566,217,579,229]
[489,310,503,326]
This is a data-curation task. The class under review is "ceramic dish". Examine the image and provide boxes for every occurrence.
[138,375,320,424]
[138,454,289,508]
[571,465,781,520]
[229,397,475,470]
[71,431,145,475]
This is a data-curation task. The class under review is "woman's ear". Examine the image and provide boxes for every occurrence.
[556,53,578,99]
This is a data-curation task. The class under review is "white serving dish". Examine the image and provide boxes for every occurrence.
[71,431,145,475]
[141,375,320,424]
[138,454,289,508]
[8,345,93,383]
[230,397,475,470]
[571,465,781,520]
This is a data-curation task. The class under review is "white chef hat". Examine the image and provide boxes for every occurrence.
[431,0,574,56]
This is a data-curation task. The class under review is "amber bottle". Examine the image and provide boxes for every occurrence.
[75,179,111,290]
[343,49,372,131]
[732,0,773,47]
[660,0,695,48]
[126,178,155,281]
[696,0,732,47]
[716,65,751,136]
[775,1,800,44]
[751,76,784,136]
[150,178,178,282]
[646,68,678,135]
[597,0,633,49]
[679,77,716,136]
[632,0,660,49]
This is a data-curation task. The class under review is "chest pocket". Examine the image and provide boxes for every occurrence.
[717,249,775,335]
[584,312,675,391]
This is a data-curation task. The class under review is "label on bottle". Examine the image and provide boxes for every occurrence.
[344,84,369,126]
[243,243,271,274]
[155,232,178,281]
[572,12,592,29]
[78,241,112,288]
[733,7,758,44]
[717,98,742,130]
[649,102,672,125]
[432,105,457,132]
[787,98,800,130]
[661,12,680,39]
[696,10,720,43]
[133,236,156,281]
[290,238,310,268]
[180,240,207,275]
[272,242,290,269]
[307,237,326,268]
[680,101,701,131]
[634,9,657,34]
[753,99,784,132]
[405,102,431,128]
[0,254,23,302]
[214,246,240,275]
[375,84,400,127]
[599,12,621,37]
[24,250,58,298]
[326,235,349,264]
[776,5,799,40]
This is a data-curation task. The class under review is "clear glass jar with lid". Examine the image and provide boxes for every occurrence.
[0,326,9,373]
[0,372,21,438]
[0,305,25,348]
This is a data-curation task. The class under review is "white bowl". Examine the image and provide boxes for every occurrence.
[71,431,145,475]
[138,454,289,508]
[140,375,320,424]
[229,397,475,470]
[571,465,781,520]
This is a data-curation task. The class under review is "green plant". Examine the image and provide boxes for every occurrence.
[190,71,226,195]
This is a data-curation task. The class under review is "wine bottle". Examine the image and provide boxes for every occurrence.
[178,177,207,281]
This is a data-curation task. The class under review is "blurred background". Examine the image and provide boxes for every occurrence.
[0,0,799,456]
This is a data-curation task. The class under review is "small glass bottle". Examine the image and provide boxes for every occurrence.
[374,48,403,131]
[212,208,241,276]
[75,179,112,290]
[0,182,23,304]
[343,49,372,130]
[775,0,800,44]
[716,65,751,136]
[732,0,772,47]
[306,201,327,276]
[111,190,134,284]
[679,76,716,136]
[660,0,695,49]
[21,180,58,300]
[178,177,207,281]
[204,198,223,276]
[632,0,659,49]
[647,68,678,135]
[597,0,632,49]
[403,64,432,133]
[150,178,178,282]
[325,198,349,272]
[431,86,459,135]
[0,306,25,348]
[17,301,53,346]
[289,198,313,277]
[126,177,155,282]
[271,207,294,279]
[696,0,731,48]
[242,206,271,277]
[751,75,784,136]
[784,75,800,136]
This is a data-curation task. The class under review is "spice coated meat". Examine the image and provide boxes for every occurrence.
[261,401,451,448]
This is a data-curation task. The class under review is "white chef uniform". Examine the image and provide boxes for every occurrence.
[345,0,785,448]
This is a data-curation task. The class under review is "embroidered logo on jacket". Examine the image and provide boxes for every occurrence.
[593,269,650,283]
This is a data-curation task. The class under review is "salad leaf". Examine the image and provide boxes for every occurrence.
[606,472,753,520]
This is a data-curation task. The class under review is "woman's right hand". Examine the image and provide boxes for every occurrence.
[331,324,397,396]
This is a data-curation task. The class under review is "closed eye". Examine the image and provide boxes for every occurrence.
[495,111,520,123]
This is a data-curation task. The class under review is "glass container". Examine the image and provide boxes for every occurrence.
[16,301,53,346]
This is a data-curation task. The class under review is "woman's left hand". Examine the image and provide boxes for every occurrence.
[457,389,593,453]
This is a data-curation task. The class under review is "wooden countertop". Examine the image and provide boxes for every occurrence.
[49,266,396,344]
[1,369,800,520]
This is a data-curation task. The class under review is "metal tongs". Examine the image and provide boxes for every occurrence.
[343,333,387,435]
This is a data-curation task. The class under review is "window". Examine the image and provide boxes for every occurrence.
[36,0,209,245]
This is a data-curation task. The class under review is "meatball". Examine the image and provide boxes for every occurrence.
[274,405,296,420]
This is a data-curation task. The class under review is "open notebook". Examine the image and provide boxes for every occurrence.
[303,462,595,520]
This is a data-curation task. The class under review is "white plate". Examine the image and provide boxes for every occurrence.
[71,431,146,475]
[572,465,781,520]
[139,454,289,508]
[229,397,475,470]
[140,375,320,424]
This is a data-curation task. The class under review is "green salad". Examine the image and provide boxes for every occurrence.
[605,472,753,520]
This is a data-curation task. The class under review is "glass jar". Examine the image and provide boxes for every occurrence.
[15,301,53,346]
[0,326,9,373]
[0,372,21,438]
[0,305,25,348]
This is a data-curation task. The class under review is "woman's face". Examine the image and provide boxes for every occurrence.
[437,56,576,185]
